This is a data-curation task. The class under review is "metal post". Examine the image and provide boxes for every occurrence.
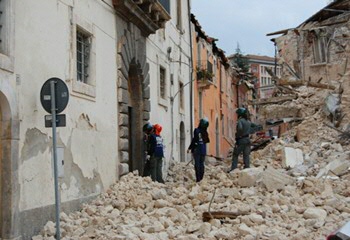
[50,80,61,240]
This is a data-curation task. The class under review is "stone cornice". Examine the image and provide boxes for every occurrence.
[113,0,171,37]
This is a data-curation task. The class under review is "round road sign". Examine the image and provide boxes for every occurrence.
[40,77,69,114]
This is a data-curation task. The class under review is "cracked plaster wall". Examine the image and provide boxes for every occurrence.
[16,0,118,215]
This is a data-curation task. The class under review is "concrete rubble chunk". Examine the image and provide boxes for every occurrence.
[238,168,263,187]
[303,207,327,220]
[282,147,304,168]
[261,167,294,191]
[238,223,256,236]
[316,158,350,178]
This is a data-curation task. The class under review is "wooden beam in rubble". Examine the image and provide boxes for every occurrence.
[248,94,298,105]
[277,79,335,90]
[202,211,241,222]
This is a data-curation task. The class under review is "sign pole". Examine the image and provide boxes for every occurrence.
[50,80,61,240]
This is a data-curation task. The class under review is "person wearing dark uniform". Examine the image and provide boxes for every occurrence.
[187,118,210,182]
[142,122,153,177]
[229,108,258,171]
[148,124,164,183]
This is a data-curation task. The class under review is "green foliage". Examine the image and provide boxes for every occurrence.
[232,43,250,74]
[196,68,214,80]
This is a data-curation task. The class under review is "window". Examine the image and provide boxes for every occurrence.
[221,114,224,136]
[176,0,182,30]
[159,0,170,13]
[0,0,14,71]
[0,0,7,54]
[76,29,91,84]
[179,81,184,110]
[159,66,166,99]
[197,42,201,66]
[213,58,217,84]
[313,35,328,63]
[72,17,96,98]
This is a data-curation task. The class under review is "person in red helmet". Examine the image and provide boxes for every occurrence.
[148,124,164,183]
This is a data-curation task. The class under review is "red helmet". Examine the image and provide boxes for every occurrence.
[153,124,162,135]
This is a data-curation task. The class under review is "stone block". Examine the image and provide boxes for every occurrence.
[143,86,150,99]
[262,167,294,192]
[119,138,129,151]
[118,88,129,104]
[303,207,327,220]
[119,113,129,127]
[118,163,129,176]
[119,126,129,138]
[238,168,263,187]
[119,150,129,163]
[282,147,304,168]
[316,158,350,178]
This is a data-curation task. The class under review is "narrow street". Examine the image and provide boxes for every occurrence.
[3,1,350,239]
[33,85,350,239]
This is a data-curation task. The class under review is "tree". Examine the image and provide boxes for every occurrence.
[231,43,250,75]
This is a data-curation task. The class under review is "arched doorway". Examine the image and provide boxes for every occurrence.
[0,90,20,239]
[117,31,150,177]
[179,121,185,162]
[128,60,144,174]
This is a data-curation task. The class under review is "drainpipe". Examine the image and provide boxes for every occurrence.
[188,0,194,137]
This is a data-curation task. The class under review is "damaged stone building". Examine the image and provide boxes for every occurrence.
[265,0,350,131]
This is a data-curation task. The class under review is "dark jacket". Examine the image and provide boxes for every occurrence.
[188,128,209,155]
[148,133,164,157]
[235,117,258,145]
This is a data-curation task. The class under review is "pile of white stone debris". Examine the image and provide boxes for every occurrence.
[33,88,350,240]
[33,128,350,239]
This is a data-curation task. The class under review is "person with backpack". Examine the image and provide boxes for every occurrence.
[187,118,210,182]
[148,124,165,183]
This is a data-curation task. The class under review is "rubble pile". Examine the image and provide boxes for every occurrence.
[33,146,350,240]
[32,85,350,240]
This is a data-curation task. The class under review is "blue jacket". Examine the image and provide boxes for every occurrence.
[148,134,164,157]
[188,128,209,155]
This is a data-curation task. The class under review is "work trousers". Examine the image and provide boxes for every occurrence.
[193,153,205,182]
[143,158,151,177]
[149,156,164,183]
[231,143,251,170]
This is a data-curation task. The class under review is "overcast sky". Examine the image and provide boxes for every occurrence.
[191,0,330,57]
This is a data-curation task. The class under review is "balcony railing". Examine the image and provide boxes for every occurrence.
[196,61,214,89]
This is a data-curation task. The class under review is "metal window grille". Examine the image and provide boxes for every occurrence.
[0,0,5,53]
[77,30,91,83]
[160,67,166,99]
